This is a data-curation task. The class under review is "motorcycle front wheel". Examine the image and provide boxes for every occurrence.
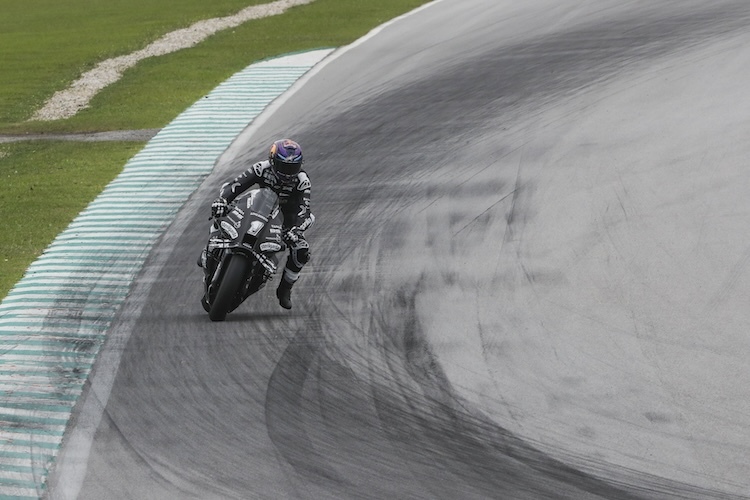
[209,253,250,322]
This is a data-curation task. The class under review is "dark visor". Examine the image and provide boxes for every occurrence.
[274,160,301,176]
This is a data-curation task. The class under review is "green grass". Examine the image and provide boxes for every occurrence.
[0,0,431,299]
[0,0,275,127]
[0,141,145,296]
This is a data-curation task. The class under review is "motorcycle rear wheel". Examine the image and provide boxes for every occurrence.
[209,254,250,322]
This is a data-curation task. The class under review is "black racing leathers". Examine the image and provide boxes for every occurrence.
[218,160,313,284]
[219,160,312,230]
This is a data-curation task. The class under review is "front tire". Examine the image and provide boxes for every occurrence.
[209,254,250,322]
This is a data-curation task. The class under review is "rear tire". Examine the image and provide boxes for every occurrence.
[209,254,250,322]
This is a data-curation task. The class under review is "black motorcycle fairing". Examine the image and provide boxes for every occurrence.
[201,187,287,319]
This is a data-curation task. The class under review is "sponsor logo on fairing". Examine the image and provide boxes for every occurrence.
[208,238,232,249]
[220,221,238,239]
[260,242,282,253]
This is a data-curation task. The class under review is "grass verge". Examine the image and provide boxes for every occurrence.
[0,0,431,300]
[0,141,145,297]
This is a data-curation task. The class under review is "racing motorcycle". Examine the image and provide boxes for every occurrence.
[199,187,286,321]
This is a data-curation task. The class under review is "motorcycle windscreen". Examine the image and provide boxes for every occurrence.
[242,188,279,219]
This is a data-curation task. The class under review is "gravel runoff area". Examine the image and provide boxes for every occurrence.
[26,0,316,124]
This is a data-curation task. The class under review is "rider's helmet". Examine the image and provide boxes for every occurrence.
[268,139,304,185]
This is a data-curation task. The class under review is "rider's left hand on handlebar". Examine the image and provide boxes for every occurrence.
[211,197,229,218]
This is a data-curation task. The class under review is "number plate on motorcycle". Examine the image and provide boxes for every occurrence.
[248,220,264,236]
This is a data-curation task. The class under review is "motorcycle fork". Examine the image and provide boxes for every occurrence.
[204,250,227,300]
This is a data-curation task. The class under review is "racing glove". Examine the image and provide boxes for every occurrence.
[282,227,302,245]
[211,197,229,218]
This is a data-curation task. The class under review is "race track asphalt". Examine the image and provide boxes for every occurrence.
[55,1,750,498]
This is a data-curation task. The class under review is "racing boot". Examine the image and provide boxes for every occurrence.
[276,277,294,310]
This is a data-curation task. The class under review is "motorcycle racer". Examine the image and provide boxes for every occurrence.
[201,139,314,310]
